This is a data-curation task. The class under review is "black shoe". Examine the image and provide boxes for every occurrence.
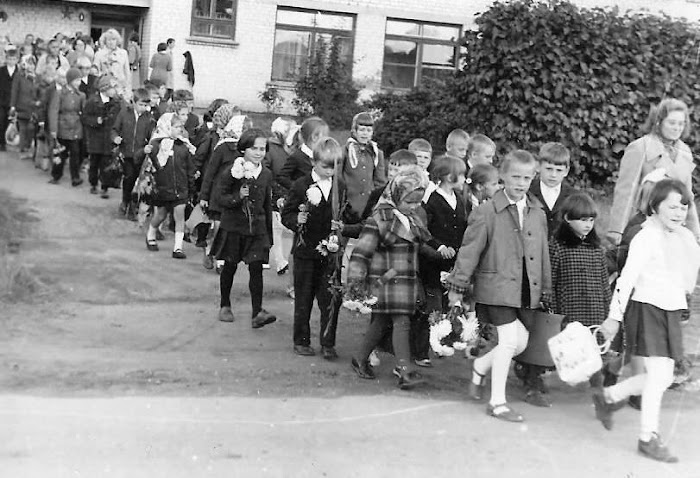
[71,179,83,187]
[638,433,678,463]
[524,389,552,408]
[277,263,289,275]
[294,345,315,356]
[252,309,277,329]
[146,238,159,252]
[321,346,339,361]
[592,390,617,431]
[100,190,109,199]
[393,366,425,390]
[628,395,642,411]
[156,230,165,241]
[183,233,192,243]
[48,178,60,184]
[218,306,234,323]
[351,357,375,379]
[90,186,98,194]
[172,249,186,259]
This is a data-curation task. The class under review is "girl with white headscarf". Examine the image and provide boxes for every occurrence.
[145,112,196,258]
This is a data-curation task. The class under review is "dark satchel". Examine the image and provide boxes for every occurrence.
[515,309,565,367]
[102,146,124,189]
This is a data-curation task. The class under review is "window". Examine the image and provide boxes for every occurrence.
[382,19,461,90]
[271,7,355,82]
[191,0,237,39]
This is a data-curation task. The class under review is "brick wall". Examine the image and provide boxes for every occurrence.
[0,0,91,43]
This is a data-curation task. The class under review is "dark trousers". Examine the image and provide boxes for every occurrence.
[89,153,110,190]
[360,314,412,366]
[220,260,263,318]
[293,255,340,347]
[17,118,33,151]
[122,157,138,205]
[0,106,8,147]
[51,138,81,182]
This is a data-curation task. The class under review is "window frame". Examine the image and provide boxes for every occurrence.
[382,18,461,91]
[270,6,356,83]
[190,0,238,41]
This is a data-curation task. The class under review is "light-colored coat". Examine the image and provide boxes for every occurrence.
[446,190,551,308]
[608,133,699,237]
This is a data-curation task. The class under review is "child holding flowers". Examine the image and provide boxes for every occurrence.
[348,165,443,389]
[281,137,355,360]
[211,128,276,328]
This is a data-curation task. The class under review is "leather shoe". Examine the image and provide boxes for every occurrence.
[638,433,678,463]
[321,346,338,360]
[146,238,159,251]
[71,179,83,187]
[252,309,277,329]
[592,390,616,430]
[393,366,425,390]
[294,345,315,356]
[172,249,187,259]
[487,403,524,422]
[524,389,552,408]
[351,358,375,379]
[218,306,234,322]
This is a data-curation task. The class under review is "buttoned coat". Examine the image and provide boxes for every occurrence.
[550,225,611,327]
[111,106,155,159]
[217,165,273,241]
[347,205,438,316]
[339,140,387,215]
[48,86,85,140]
[447,190,552,308]
[608,133,699,237]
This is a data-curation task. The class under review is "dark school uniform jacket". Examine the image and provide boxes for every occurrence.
[217,165,273,241]
[529,179,576,236]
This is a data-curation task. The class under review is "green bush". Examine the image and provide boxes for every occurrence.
[368,0,700,187]
[294,37,361,130]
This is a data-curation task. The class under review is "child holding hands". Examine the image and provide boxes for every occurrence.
[594,179,700,463]
[446,150,551,422]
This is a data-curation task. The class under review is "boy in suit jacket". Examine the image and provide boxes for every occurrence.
[528,142,576,237]
[516,142,575,407]
[0,47,19,152]
[281,137,356,360]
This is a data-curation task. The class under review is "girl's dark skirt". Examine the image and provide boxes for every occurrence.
[151,198,189,209]
[211,230,269,264]
[624,301,683,361]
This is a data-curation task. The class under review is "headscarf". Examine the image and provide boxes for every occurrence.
[212,103,237,136]
[373,165,431,243]
[215,114,249,150]
[151,112,195,167]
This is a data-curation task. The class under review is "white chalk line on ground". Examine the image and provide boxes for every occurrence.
[0,401,455,427]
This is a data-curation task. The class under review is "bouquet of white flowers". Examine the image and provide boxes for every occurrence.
[343,281,378,315]
[429,302,480,357]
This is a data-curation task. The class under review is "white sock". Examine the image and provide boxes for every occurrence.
[147,225,157,241]
[488,320,528,406]
[606,374,646,403]
[174,232,184,251]
[640,357,674,441]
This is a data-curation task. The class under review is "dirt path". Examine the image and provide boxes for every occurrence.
[1,151,700,477]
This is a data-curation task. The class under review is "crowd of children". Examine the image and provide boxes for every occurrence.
[2,32,697,463]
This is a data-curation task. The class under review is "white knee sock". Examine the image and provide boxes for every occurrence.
[640,357,674,441]
[606,374,646,403]
[174,232,184,251]
[147,225,157,241]
[485,320,528,406]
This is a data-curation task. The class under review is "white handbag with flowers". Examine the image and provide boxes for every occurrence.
[547,321,611,385]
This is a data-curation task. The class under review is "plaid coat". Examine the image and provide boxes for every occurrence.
[348,206,430,316]
[550,225,611,327]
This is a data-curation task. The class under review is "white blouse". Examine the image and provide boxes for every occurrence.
[610,217,700,321]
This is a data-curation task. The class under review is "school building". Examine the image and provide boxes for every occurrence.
[1,0,699,113]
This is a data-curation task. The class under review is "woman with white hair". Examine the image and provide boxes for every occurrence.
[93,29,131,99]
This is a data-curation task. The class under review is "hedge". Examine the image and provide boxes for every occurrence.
[368,0,700,187]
